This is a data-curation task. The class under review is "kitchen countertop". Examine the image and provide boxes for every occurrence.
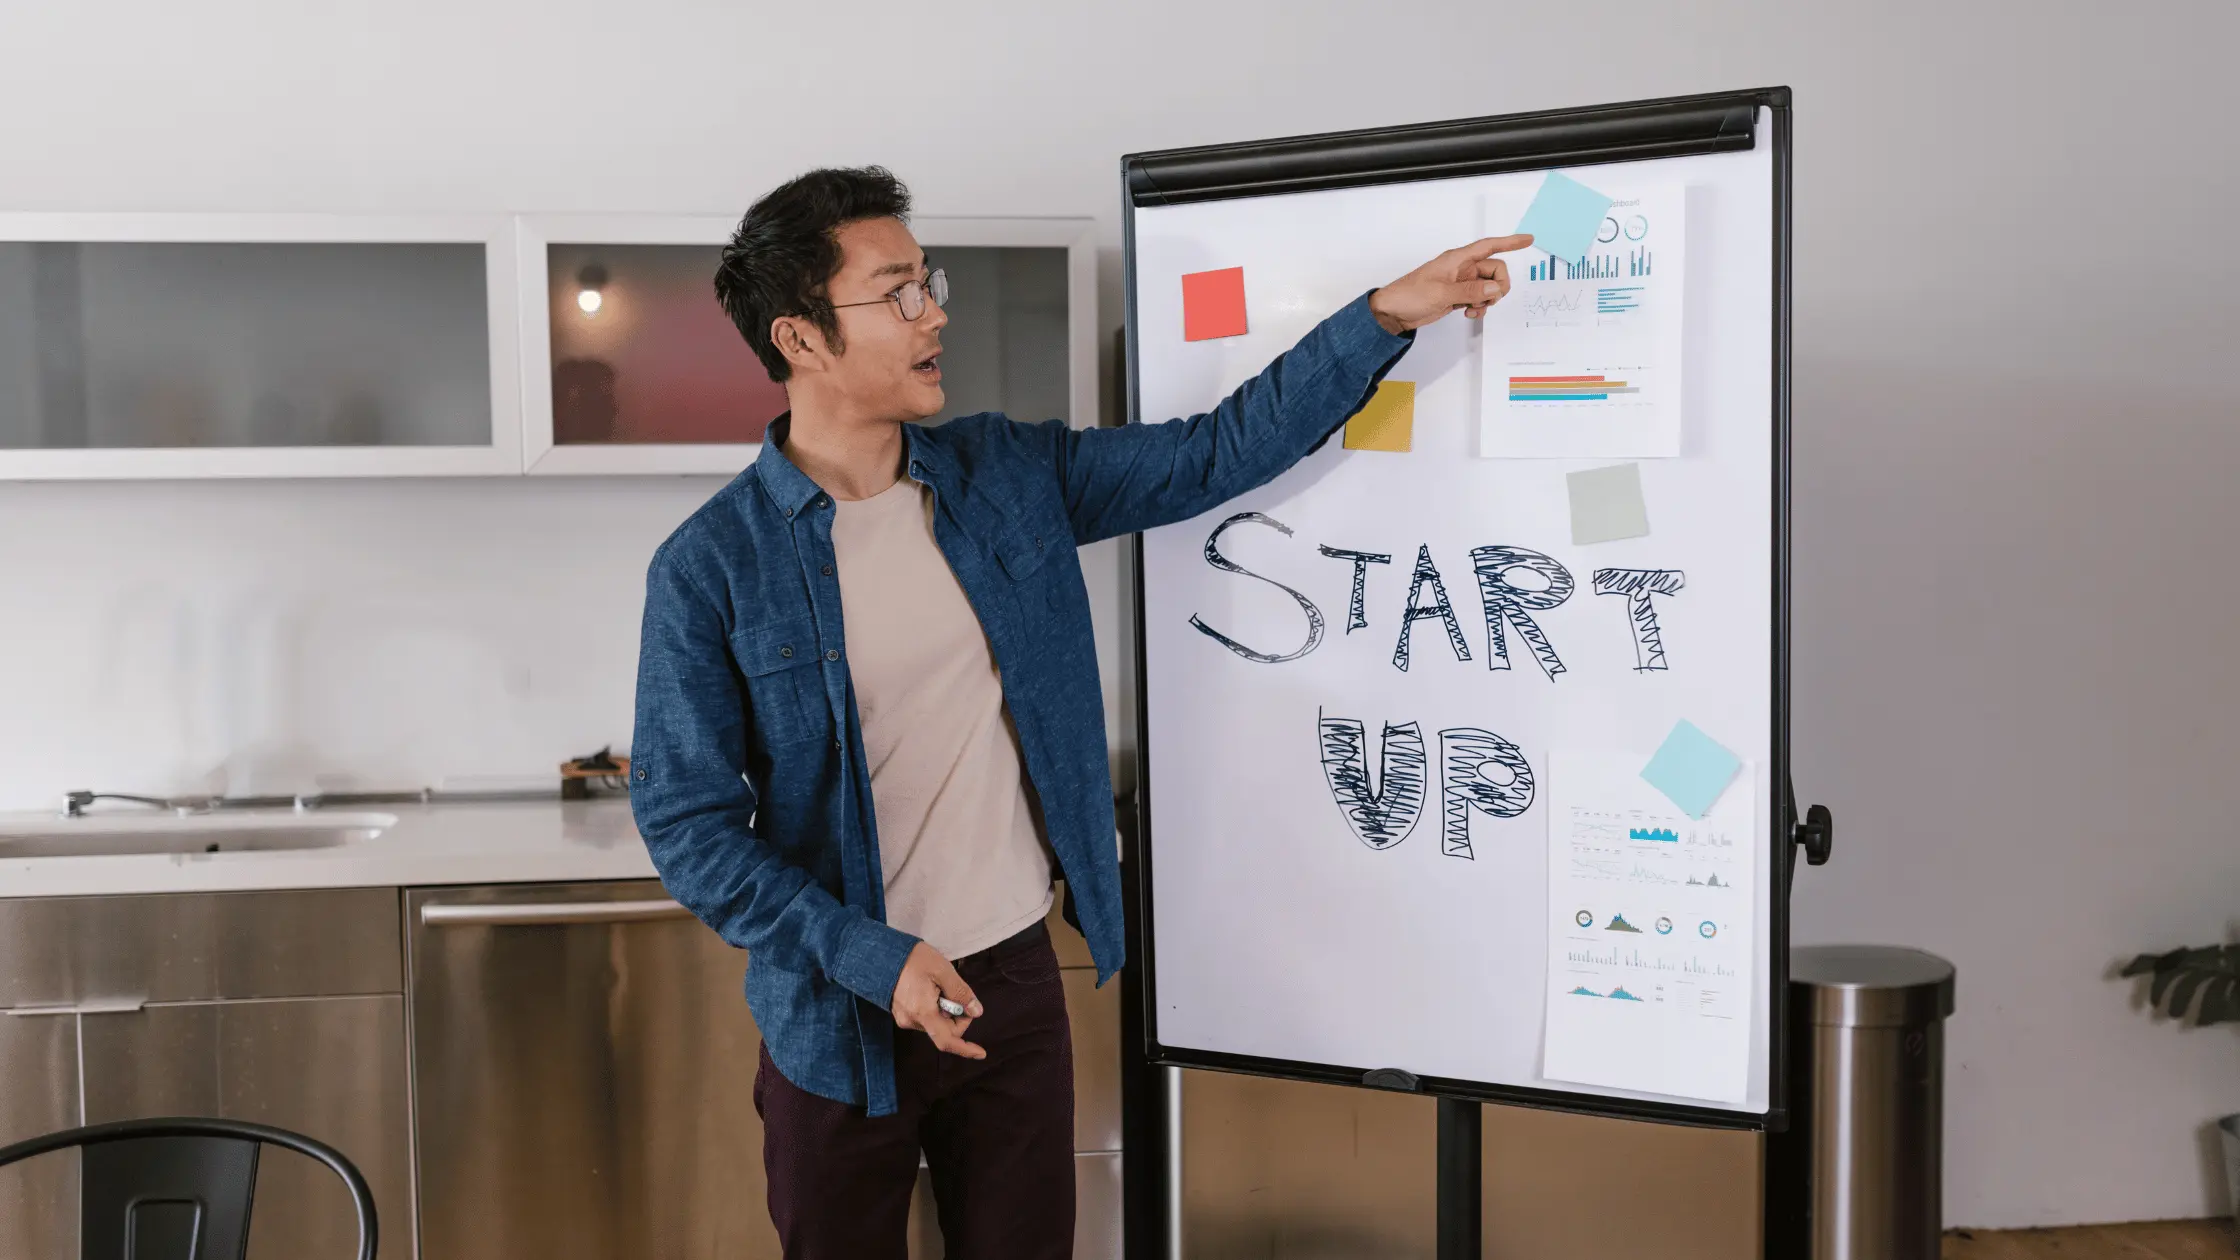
[0,797,656,898]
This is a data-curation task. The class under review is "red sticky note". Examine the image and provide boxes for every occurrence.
[1181,267,1249,341]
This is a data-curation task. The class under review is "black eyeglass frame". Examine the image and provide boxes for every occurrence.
[800,268,950,322]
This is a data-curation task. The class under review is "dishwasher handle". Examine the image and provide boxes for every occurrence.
[419,898,692,927]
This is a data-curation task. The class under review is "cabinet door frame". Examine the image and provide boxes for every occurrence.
[0,212,524,481]
[516,213,1101,476]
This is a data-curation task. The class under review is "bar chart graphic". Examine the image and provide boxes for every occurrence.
[1509,375,1640,402]
[1527,250,1653,282]
[1597,286,1644,315]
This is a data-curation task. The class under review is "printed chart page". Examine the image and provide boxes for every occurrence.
[1543,747,1756,1103]
[1481,177,1687,458]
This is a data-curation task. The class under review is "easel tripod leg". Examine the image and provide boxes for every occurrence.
[1436,1096,1483,1260]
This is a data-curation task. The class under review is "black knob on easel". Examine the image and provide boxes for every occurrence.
[1794,804,1834,866]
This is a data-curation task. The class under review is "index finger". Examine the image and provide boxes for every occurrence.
[926,1020,988,1060]
[1450,233,1534,259]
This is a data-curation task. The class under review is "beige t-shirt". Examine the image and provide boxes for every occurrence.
[830,477,1055,961]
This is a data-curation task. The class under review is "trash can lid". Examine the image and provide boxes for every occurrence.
[1790,945,1956,1027]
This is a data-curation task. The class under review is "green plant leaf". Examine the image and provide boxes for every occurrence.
[2202,979,2240,1026]
[2151,965,2183,1008]
[2122,952,2168,978]
[2124,944,2240,1022]
[2170,970,2212,1022]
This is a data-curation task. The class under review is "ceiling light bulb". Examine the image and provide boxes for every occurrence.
[577,288,603,315]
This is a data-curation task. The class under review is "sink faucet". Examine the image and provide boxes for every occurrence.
[60,790,217,818]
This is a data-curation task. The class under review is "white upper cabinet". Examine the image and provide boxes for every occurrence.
[517,215,1099,476]
[0,213,1097,480]
[0,214,522,479]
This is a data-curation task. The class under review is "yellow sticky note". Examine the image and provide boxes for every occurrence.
[1343,381,1415,453]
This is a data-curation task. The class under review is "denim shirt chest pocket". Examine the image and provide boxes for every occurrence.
[994,526,1047,583]
[952,473,1053,586]
[732,615,830,748]
[993,503,1079,628]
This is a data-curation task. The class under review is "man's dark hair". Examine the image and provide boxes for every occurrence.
[715,166,913,382]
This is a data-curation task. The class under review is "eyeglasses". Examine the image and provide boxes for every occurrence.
[809,268,949,322]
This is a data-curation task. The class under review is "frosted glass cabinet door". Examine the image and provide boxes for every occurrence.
[0,215,522,480]
[518,216,1100,475]
[546,241,787,447]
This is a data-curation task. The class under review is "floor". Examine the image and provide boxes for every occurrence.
[1945,1219,2233,1258]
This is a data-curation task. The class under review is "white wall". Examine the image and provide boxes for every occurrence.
[1,0,2235,1229]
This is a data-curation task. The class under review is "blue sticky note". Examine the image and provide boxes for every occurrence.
[1641,721,1743,819]
[1516,172,1616,266]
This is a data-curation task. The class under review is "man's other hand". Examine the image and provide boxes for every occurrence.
[892,941,987,1059]
[1368,234,1534,334]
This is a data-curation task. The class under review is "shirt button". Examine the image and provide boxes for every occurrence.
[816,496,829,508]
[778,645,793,658]
[824,649,840,661]
[833,739,843,751]
[821,564,833,576]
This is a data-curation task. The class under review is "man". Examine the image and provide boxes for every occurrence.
[631,165,1527,1258]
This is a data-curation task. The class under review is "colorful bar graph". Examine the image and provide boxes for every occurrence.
[1509,374,1642,402]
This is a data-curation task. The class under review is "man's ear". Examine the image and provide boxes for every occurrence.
[771,315,827,375]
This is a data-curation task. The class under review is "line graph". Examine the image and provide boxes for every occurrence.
[1520,292,1583,318]
[1519,291,1587,329]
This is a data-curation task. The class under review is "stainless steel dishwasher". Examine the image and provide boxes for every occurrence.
[405,880,775,1260]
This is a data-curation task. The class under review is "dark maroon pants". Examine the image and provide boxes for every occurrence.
[754,921,1075,1259]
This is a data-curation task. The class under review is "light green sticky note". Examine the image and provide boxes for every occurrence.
[1641,720,1743,819]
[1567,462,1649,545]
[1517,172,1617,265]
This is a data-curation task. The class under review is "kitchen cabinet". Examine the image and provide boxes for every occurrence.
[408,880,1124,1260]
[0,873,1124,1258]
[515,215,1100,475]
[0,888,412,1259]
[0,213,522,480]
[0,1011,80,1258]
[0,212,1097,481]
[407,881,773,1259]
[76,997,414,1260]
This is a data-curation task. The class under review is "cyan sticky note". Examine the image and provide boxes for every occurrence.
[1567,462,1649,544]
[1517,172,1616,266]
[1641,720,1743,819]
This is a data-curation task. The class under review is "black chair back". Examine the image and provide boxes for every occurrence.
[0,1117,376,1260]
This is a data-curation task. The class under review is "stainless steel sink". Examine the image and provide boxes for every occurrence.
[0,811,394,859]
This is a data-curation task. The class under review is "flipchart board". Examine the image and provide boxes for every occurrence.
[1125,89,1797,1126]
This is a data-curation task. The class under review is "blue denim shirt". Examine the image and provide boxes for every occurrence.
[631,293,1410,1115]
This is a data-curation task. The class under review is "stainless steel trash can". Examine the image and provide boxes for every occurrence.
[1790,945,1957,1260]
